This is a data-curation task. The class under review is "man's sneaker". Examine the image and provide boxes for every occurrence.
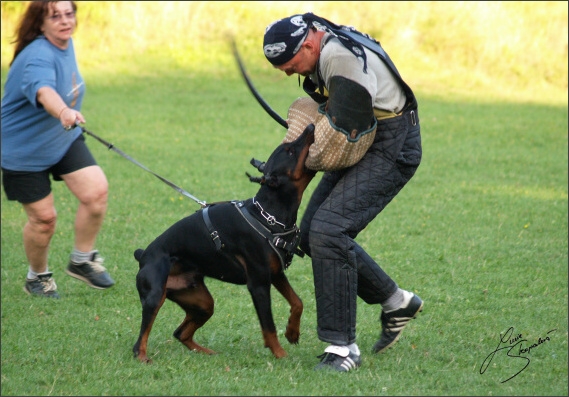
[373,293,423,353]
[315,345,361,372]
[65,251,115,289]
[24,272,60,299]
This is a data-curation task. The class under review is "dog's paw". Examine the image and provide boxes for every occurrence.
[136,355,153,364]
[285,328,300,345]
[271,347,288,359]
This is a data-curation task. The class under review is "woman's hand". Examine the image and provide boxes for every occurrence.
[58,106,86,130]
[37,86,86,130]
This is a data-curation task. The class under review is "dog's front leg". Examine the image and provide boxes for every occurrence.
[247,279,287,358]
[271,271,303,345]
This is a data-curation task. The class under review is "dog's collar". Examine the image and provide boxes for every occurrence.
[233,201,303,270]
[252,197,288,229]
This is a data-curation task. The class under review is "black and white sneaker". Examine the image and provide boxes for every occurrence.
[66,251,115,289]
[372,292,423,353]
[315,345,361,372]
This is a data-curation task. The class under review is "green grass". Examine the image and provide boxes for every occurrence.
[1,54,567,396]
[1,2,568,396]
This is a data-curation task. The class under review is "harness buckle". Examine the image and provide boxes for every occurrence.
[274,237,284,249]
[410,110,417,126]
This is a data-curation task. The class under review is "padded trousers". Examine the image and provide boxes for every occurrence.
[298,108,422,345]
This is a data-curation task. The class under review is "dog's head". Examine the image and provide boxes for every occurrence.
[247,123,315,189]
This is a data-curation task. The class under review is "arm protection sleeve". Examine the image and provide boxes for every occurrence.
[281,82,378,172]
[320,76,376,141]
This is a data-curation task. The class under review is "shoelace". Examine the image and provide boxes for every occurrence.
[40,278,58,292]
[86,255,107,273]
[317,352,335,362]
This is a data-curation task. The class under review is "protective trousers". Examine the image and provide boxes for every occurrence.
[299,109,422,345]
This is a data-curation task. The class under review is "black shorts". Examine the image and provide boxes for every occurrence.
[2,134,98,204]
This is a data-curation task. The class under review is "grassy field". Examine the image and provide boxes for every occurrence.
[1,1,568,396]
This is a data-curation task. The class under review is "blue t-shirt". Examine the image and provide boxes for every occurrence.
[1,36,85,171]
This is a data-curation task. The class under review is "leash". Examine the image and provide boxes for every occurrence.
[231,40,288,129]
[74,124,207,208]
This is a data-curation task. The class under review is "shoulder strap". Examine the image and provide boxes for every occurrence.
[202,206,223,251]
[341,30,417,110]
[303,28,417,110]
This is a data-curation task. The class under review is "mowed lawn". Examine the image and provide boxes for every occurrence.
[1,16,568,397]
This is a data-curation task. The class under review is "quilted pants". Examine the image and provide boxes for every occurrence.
[299,108,422,345]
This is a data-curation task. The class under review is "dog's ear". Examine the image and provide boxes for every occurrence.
[246,172,264,184]
[250,158,266,173]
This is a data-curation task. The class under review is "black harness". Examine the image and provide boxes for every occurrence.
[202,199,304,270]
[302,28,417,112]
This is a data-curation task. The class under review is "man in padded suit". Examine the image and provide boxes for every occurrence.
[262,13,423,372]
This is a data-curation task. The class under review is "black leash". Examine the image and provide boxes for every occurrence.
[231,40,288,129]
[76,125,207,207]
[72,41,282,208]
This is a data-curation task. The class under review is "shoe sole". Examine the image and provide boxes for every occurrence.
[314,364,361,372]
[65,269,113,290]
[23,286,60,299]
[374,301,424,354]
[314,358,362,372]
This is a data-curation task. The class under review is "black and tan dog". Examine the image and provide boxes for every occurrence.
[132,125,316,363]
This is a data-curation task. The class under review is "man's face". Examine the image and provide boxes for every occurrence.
[274,46,317,77]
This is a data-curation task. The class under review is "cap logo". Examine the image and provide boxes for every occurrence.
[264,42,287,59]
[263,15,309,65]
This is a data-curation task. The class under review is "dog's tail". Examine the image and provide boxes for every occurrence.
[134,248,144,263]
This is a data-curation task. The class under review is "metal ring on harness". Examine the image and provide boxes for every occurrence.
[410,110,417,126]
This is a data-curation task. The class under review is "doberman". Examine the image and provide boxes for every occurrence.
[132,124,316,363]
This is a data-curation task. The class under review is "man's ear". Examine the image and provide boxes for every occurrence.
[303,33,316,51]
[304,29,322,53]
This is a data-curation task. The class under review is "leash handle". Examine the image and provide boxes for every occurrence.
[77,124,207,207]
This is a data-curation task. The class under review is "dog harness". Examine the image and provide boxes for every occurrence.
[201,200,304,270]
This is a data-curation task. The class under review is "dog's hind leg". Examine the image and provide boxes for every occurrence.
[133,255,171,363]
[271,271,303,345]
[168,275,216,355]
[133,287,167,363]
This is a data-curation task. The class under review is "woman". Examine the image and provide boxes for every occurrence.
[1,1,114,298]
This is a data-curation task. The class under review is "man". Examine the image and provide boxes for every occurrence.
[263,13,423,372]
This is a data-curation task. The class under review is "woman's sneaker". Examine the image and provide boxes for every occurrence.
[65,251,115,289]
[24,272,60,299]
[314,345,361,372]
